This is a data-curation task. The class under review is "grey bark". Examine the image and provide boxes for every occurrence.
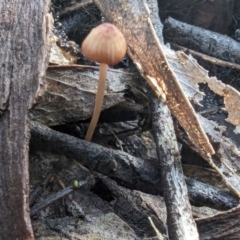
[0,0,52,238]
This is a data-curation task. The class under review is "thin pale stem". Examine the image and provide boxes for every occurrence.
[85,63,108,141]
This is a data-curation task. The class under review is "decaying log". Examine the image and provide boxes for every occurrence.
[30,122,238,211]
[149,95,199,240]
[0,0,52,238]
[164,17,240,64]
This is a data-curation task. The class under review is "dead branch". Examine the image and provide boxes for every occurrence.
[30,121,161,194]
[186,178,239,210]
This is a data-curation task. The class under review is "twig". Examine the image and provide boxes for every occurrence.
[59,0,93,17]
[148,216,165,240]
[30,180,87,216]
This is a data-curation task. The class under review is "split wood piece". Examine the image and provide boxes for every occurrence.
[0,0,52,239]
[93,0,214,159]
[164,17,240,64]
[149,96,199,240]
[30,122,238,210]
[196,205,240,239]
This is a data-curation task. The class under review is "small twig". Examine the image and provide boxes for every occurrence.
[148,216,165,240]
[59,0,93,17]
[30,180,87,216]
[198,107,219,117]
[104,124,124,151]
[30,156,71,206]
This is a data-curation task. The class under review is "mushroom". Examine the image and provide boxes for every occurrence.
[82,23,127,141]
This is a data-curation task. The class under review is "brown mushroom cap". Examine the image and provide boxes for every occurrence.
[81,23,127,66]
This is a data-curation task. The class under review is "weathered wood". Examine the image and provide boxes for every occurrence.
[149,96,199,240]
[0,0,52,238]
[164,17,240,64]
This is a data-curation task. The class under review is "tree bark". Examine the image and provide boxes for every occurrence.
[0,0,52,238]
